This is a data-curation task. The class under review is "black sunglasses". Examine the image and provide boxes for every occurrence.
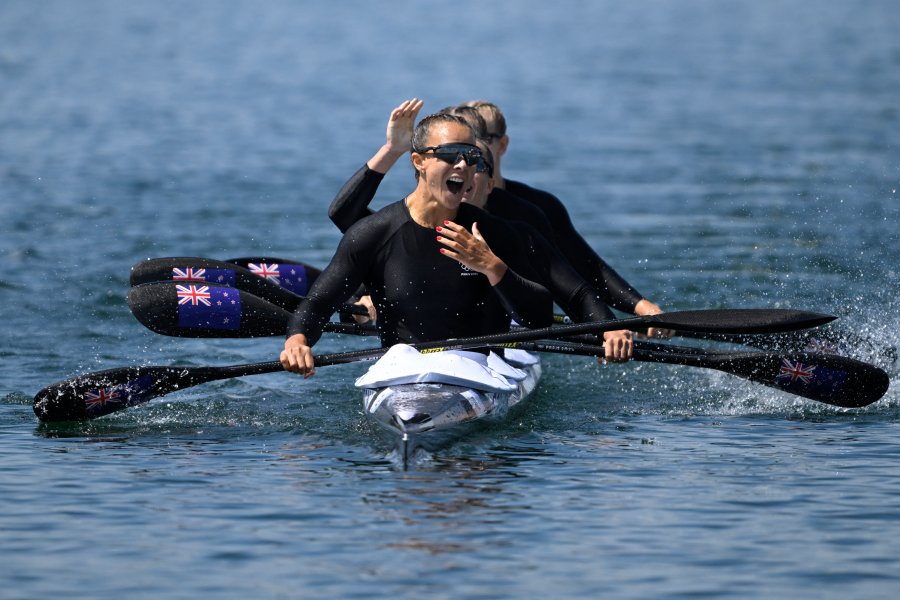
[414,143,484,167]
[476,156,494,178]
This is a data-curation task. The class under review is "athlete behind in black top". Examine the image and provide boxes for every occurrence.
[463,100,672,339]
[281,113,562,377]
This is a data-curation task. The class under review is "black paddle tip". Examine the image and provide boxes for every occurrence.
[33,385,87,422]
[661,309,836,335]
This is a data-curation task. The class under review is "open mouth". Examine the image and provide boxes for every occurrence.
[447,176,464,195]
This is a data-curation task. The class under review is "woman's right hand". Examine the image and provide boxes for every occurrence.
[385,98,424,155]
[353,295,378,324]
[280,334,316,378]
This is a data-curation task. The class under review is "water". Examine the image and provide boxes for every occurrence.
[2,1,899,597]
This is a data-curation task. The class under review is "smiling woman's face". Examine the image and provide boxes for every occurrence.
[412,121,477,211]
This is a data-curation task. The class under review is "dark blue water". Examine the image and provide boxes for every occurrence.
[2,1,899,597]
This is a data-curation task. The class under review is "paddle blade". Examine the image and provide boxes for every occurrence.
[634,343,890,408]
[226,256,323,293]
[128,281,292,338]
[34,365,214,421]
[130,257,306,311]
[33,361,285,422]
[651,309,835,334]
[713,351,889,408]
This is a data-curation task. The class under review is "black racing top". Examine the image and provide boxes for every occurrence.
[503,179,644,313]
[289,201,555,347]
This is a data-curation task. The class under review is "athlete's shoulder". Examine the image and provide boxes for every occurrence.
[504,178,569,222]
[505,178,562,203]
[487,188,550,223]
[342,200,409,244]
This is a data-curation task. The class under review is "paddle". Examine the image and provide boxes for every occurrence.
[129,257,362,316]
[33,307,836,422]
[33,334,886,423]
[127,281,377,338]
[226,256,322,284]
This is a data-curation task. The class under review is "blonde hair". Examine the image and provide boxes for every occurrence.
[463,100,506,137]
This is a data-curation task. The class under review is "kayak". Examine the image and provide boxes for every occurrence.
[356,344,542,467]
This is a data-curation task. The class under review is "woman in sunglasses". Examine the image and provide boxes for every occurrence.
[322,100,637,367]
[281,112,560,377]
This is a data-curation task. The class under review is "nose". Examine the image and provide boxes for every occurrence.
[453,153,469,169]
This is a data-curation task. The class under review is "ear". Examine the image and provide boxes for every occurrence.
[411,152,426,173]
[497,135,510,157]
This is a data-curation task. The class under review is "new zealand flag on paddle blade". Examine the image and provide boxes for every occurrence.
[278,264,310,295]
[177,285,241,330]
[171,267,236,286]
[83,375,154,417]
[248,262,309,296]
[774,358,847,397]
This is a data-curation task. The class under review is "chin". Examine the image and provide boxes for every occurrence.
[441,196,463,211]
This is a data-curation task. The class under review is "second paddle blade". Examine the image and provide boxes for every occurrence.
[719,351,890,408]
[652,309,836,334]
[128,281,292,338]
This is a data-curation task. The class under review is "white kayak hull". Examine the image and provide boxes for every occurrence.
[359,346,542,465]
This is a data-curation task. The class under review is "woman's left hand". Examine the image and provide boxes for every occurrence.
[436,221,508,285]
[599,329,634,363]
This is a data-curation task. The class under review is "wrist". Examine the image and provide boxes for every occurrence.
[285,333,310,349]
[367,144,406,174]
[484,259,508,286]
[634,298,661,316]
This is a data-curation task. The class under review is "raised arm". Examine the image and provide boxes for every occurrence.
[328,99,424,232]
